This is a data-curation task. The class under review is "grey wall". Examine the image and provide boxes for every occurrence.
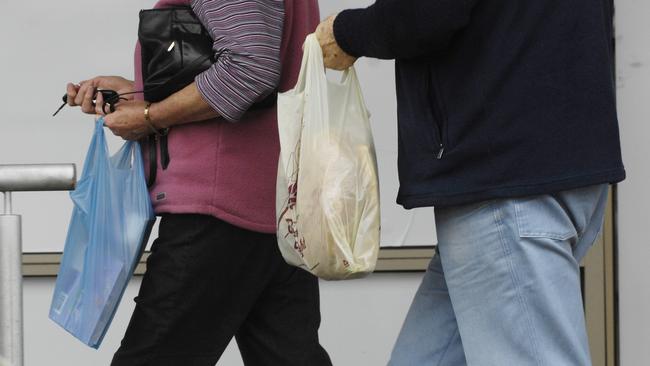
[615,1,650,365]
[0,0,155,253]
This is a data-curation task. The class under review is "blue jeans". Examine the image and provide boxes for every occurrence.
[389,184,609,366]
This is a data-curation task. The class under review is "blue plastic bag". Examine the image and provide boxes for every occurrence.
[49,118,155,348]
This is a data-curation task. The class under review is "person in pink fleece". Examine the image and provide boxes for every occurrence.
[64,1,331,365]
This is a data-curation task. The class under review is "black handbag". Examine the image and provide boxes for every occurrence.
[138,6,277,187]
[138,7,215,103]
[138,6,277,106]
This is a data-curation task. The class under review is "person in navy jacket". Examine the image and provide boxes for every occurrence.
[316,0,624,364]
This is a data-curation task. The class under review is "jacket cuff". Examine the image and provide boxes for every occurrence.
[333,9,373,59]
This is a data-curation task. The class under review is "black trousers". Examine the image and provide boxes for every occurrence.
[111,214,332,366]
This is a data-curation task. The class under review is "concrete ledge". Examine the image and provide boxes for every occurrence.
[22,247,435,277]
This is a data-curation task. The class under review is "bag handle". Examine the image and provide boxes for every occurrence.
[112,138,148,186]
[340,67,371,120]
[70,119,109,213]
[78,119,109,180]
[90,118,146,184]
[294,34,364,96]
[292,34,327,94]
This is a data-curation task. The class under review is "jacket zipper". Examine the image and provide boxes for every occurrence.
[431,112,444,159]
[428,67,446,160]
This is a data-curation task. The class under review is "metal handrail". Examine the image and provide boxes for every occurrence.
[0,164,76,366]
[0,164,76,194]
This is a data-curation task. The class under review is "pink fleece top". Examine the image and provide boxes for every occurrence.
[135,0,319,233]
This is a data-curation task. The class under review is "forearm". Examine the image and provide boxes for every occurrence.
[333,0,478,60]
[148,82,220,129]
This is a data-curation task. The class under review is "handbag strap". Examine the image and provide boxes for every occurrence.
[145,129,171,189]
[146,136,157,188]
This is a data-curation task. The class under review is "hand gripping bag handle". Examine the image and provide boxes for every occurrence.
[298,34,368,127]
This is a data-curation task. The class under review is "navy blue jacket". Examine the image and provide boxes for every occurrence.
[334,0,625,208]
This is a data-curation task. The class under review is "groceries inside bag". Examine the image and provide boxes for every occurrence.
[276,34,380,280]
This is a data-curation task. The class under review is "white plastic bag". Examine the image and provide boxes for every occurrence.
[276,34,380,280]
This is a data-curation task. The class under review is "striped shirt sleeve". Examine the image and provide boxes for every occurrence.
[191,0,284,122]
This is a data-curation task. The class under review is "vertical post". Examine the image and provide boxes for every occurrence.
[0,191,24,366]
[2,192,8,215]
[4,193,10,215]
[0,164,76,366]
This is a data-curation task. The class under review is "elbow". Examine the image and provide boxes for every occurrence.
[229,51,282,100]
[196,51,282,122]
[254,69,280,102]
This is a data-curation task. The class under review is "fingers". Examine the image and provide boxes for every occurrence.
[66,83,80,106]
[314,17,332,50]
[95,91,106,116]
[104,119,127,140]
[323,53,357,71]
[124,133,144,141]
[71,78,101,114]
[72,79,98,114]
[316,14,357,70]
[109,128,145,141]
[80,84,97,114]
[91,76,135,95]
[103,113,147,141]
[66,76,135,115]
[73,81,89,106]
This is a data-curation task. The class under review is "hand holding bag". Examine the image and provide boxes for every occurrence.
[276,34,381,280]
